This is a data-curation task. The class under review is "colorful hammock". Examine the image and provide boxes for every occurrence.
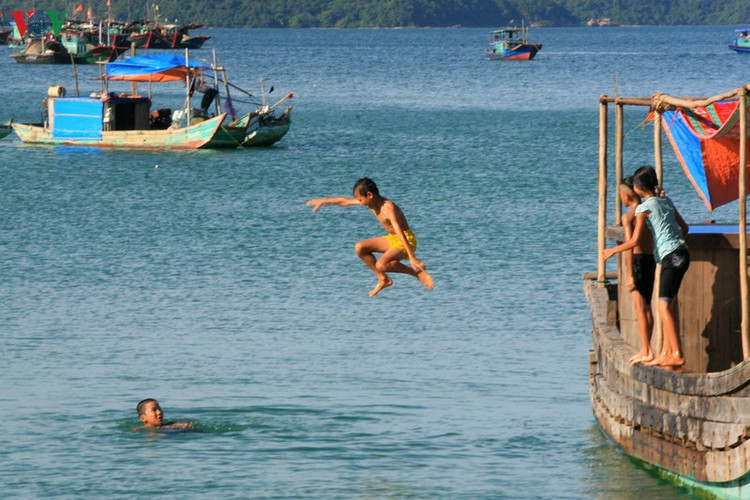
[660,98,750,211]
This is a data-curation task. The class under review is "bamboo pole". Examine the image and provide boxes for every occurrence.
[654,109,663,184]
[131,42,138,96]
[185,48,191,127]
[740,91,749,359]
[597,96,608,286]
[212,48,222,115]
[615,103,624,222]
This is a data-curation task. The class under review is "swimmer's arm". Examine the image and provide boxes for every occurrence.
[306,197,359,212]
[603,212,647,261]
[164,421,194,429]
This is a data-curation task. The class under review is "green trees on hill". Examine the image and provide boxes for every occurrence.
[16,0,750,27]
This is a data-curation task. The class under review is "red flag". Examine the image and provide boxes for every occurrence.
[75,4,83,13]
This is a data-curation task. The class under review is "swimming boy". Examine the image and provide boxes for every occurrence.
[134,398,194,430]
[307,178,434,297]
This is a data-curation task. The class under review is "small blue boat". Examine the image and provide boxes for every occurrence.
[729,29,750,53]
[485,25,542,61]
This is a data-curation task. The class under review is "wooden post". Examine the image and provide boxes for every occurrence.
[653,107,664,349]
[740,91,749,359]
[185,48,191,127]
[615,102,624,222]
[212,48,222,115]
[598,96,608,285]
[654,109,663,184]
[131,42,138,96]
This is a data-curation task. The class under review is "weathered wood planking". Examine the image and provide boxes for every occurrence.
[586,280,750,486]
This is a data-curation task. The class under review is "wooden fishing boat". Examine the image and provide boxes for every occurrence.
[204,112,251,148]
[11,53,243,149]
[485,25,542,61]
[586,85,750,497]
[730,29,750,54]
[12,95,227,149]
[0,119,13,140]
[243,105,292,147]
[10,39,123,64]
[162,24,211,49]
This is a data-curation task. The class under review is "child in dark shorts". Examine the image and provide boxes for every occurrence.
[619,177,656,365]
[603,166,689,368]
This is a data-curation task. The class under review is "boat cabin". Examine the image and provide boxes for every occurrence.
[595,89,750,375]
[47,95,151,138]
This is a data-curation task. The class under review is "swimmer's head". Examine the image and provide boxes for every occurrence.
[137,398,163,427]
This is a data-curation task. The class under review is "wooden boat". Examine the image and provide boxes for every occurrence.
[485,25,542,61]
[10,39,123,64]
[243,105,292,147]
[0,119,13,140]
[586,85,750,497]
[128,24,209,50]
[204,112,251,148]
[12,96,227,149]
[162,24,211,49]
[730,29,750,54]
[11,53,245,149]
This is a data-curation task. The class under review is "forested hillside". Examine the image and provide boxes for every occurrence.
[7,0,750,27]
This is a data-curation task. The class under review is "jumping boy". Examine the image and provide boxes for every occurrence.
[307,178,434,297]
[134,398,194,430]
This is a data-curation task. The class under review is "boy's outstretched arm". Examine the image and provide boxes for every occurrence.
[307,197,360,212]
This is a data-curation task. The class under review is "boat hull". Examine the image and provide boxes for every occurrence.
[204,113,251,148]
[11,45,124,64]
[729,44,750,54]
[242,106,292,147]
[486,43,542,61]
[585,280,750,498]
[11,113,227,150]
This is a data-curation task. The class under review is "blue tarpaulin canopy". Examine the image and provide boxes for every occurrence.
[106,54,213,82]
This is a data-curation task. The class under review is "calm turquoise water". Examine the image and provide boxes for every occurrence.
[1,26,746,497]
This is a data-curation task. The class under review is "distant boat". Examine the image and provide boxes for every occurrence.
[485,25,542,61]
[0,119,12,140]
[11,54,234,149]
[729,29,750,54]
[243,105,292,147]
[10,38,124,64]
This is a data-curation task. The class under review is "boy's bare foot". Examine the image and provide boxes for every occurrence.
[629,354,654,365]
[416,268,433,290]
[643,352,668,366]
[369,276,393,297]
[658,353,685,367]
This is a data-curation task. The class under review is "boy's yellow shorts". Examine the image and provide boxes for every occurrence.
[386,229,417,253]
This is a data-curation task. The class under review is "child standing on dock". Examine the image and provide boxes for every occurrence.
[602,166,690,368]
[619,176,656,365]
[307,178,434,297]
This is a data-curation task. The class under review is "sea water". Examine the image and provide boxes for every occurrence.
[1,26,746,497]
